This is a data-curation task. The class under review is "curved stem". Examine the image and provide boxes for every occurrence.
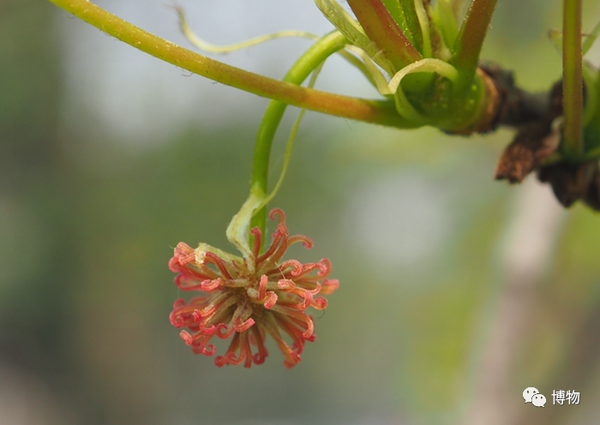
[388,58,459,123]
[258,66,325,216]
[562,0,584,158]
[47,0,412,128]
[175,5,320,53]
[249,31,348,237]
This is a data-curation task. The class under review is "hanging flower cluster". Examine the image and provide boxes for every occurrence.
[168,209,339,368]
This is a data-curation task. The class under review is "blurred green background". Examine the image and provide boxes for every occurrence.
[1,1,600,424]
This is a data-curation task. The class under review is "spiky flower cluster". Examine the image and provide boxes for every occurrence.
[168,209,338,368]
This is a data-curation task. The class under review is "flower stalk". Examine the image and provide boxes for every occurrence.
[248,31,348,238]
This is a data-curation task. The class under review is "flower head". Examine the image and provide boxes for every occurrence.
[168,208,339,368]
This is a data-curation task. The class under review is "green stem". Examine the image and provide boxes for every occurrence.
[562,0,584,158]
[452,0,498,92]
[47,0,411,128]
[395,0,423,49]
[249,31,347,236]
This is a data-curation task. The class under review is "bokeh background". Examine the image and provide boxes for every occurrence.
[2,1,600,424]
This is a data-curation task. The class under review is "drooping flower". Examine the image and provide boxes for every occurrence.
[168,208,339,368]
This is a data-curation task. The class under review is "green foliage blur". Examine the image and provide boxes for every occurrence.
[1,1,600,425]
